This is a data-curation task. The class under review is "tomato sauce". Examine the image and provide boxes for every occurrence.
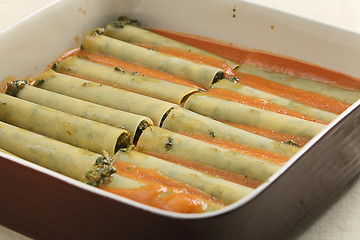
[105,184,208,213]
[148,27,360,91]
[236,73,350,114]
[103,161,224,213]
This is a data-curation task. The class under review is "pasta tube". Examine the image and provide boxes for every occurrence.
[7,81,153,144]
[114,150,253,204]
[0,93,130,155]
[213,79,338,123]
[104,18,239,69]
[0,121,221,212]
[237,64,360,104]
[161,107,299,157]
[0,120,136,187]
[81,29,225,89]
[184,93,326,139]
[34,70,176,126]
[136,126,281,182]
[55,56,198,104]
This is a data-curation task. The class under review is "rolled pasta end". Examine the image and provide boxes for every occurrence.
[5,80,29,97]
[212,70,225,85]
[114,131,131,154]
[133,119,151,145]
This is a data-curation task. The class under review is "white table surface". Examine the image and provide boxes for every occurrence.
[0,0,359,239]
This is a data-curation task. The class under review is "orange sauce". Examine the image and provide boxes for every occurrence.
[105,184,208,213]
[114,161,221,203]
[103,161,224,213]
[243,52,360,91]
[237,73,350,114]
[205,88,327,124]
[54,47,81,64]
[148,27,360,91]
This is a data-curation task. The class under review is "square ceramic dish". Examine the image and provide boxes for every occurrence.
[0,0,360,239]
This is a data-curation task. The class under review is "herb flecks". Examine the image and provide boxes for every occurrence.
[133,120,150,145]
[108,17,142,29]
[229,76,239,82]
[90,28,105,37]
[114,67,125,73]
[34,79,46,87]
[52,62,59,70]
[81,153,117,187]
[165,137,173,151]
[119,144,136,153]
[116,16,142,27]
[108,21,125,28]
[283,139,301,147]
[5,80,29,97]
[212,71,225,84]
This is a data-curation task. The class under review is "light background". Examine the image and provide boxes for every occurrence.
[0,0,359,239]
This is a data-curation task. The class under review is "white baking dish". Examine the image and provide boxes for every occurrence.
[0,0,359,239]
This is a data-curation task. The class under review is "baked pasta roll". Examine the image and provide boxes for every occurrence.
[6,81,153,144]
[55,56,198,104]
[114,150,253,204]
[34,70,176,126]
[237,64,360,104]
[0,120,111,182]
[0,93,130,155]
[213,79,338,123]
[0,121,222,212]
[136,126,281,182]
[184,93,326,139]
[103,18,239,70]
[161,107,299,157]
[81,29,225,89]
